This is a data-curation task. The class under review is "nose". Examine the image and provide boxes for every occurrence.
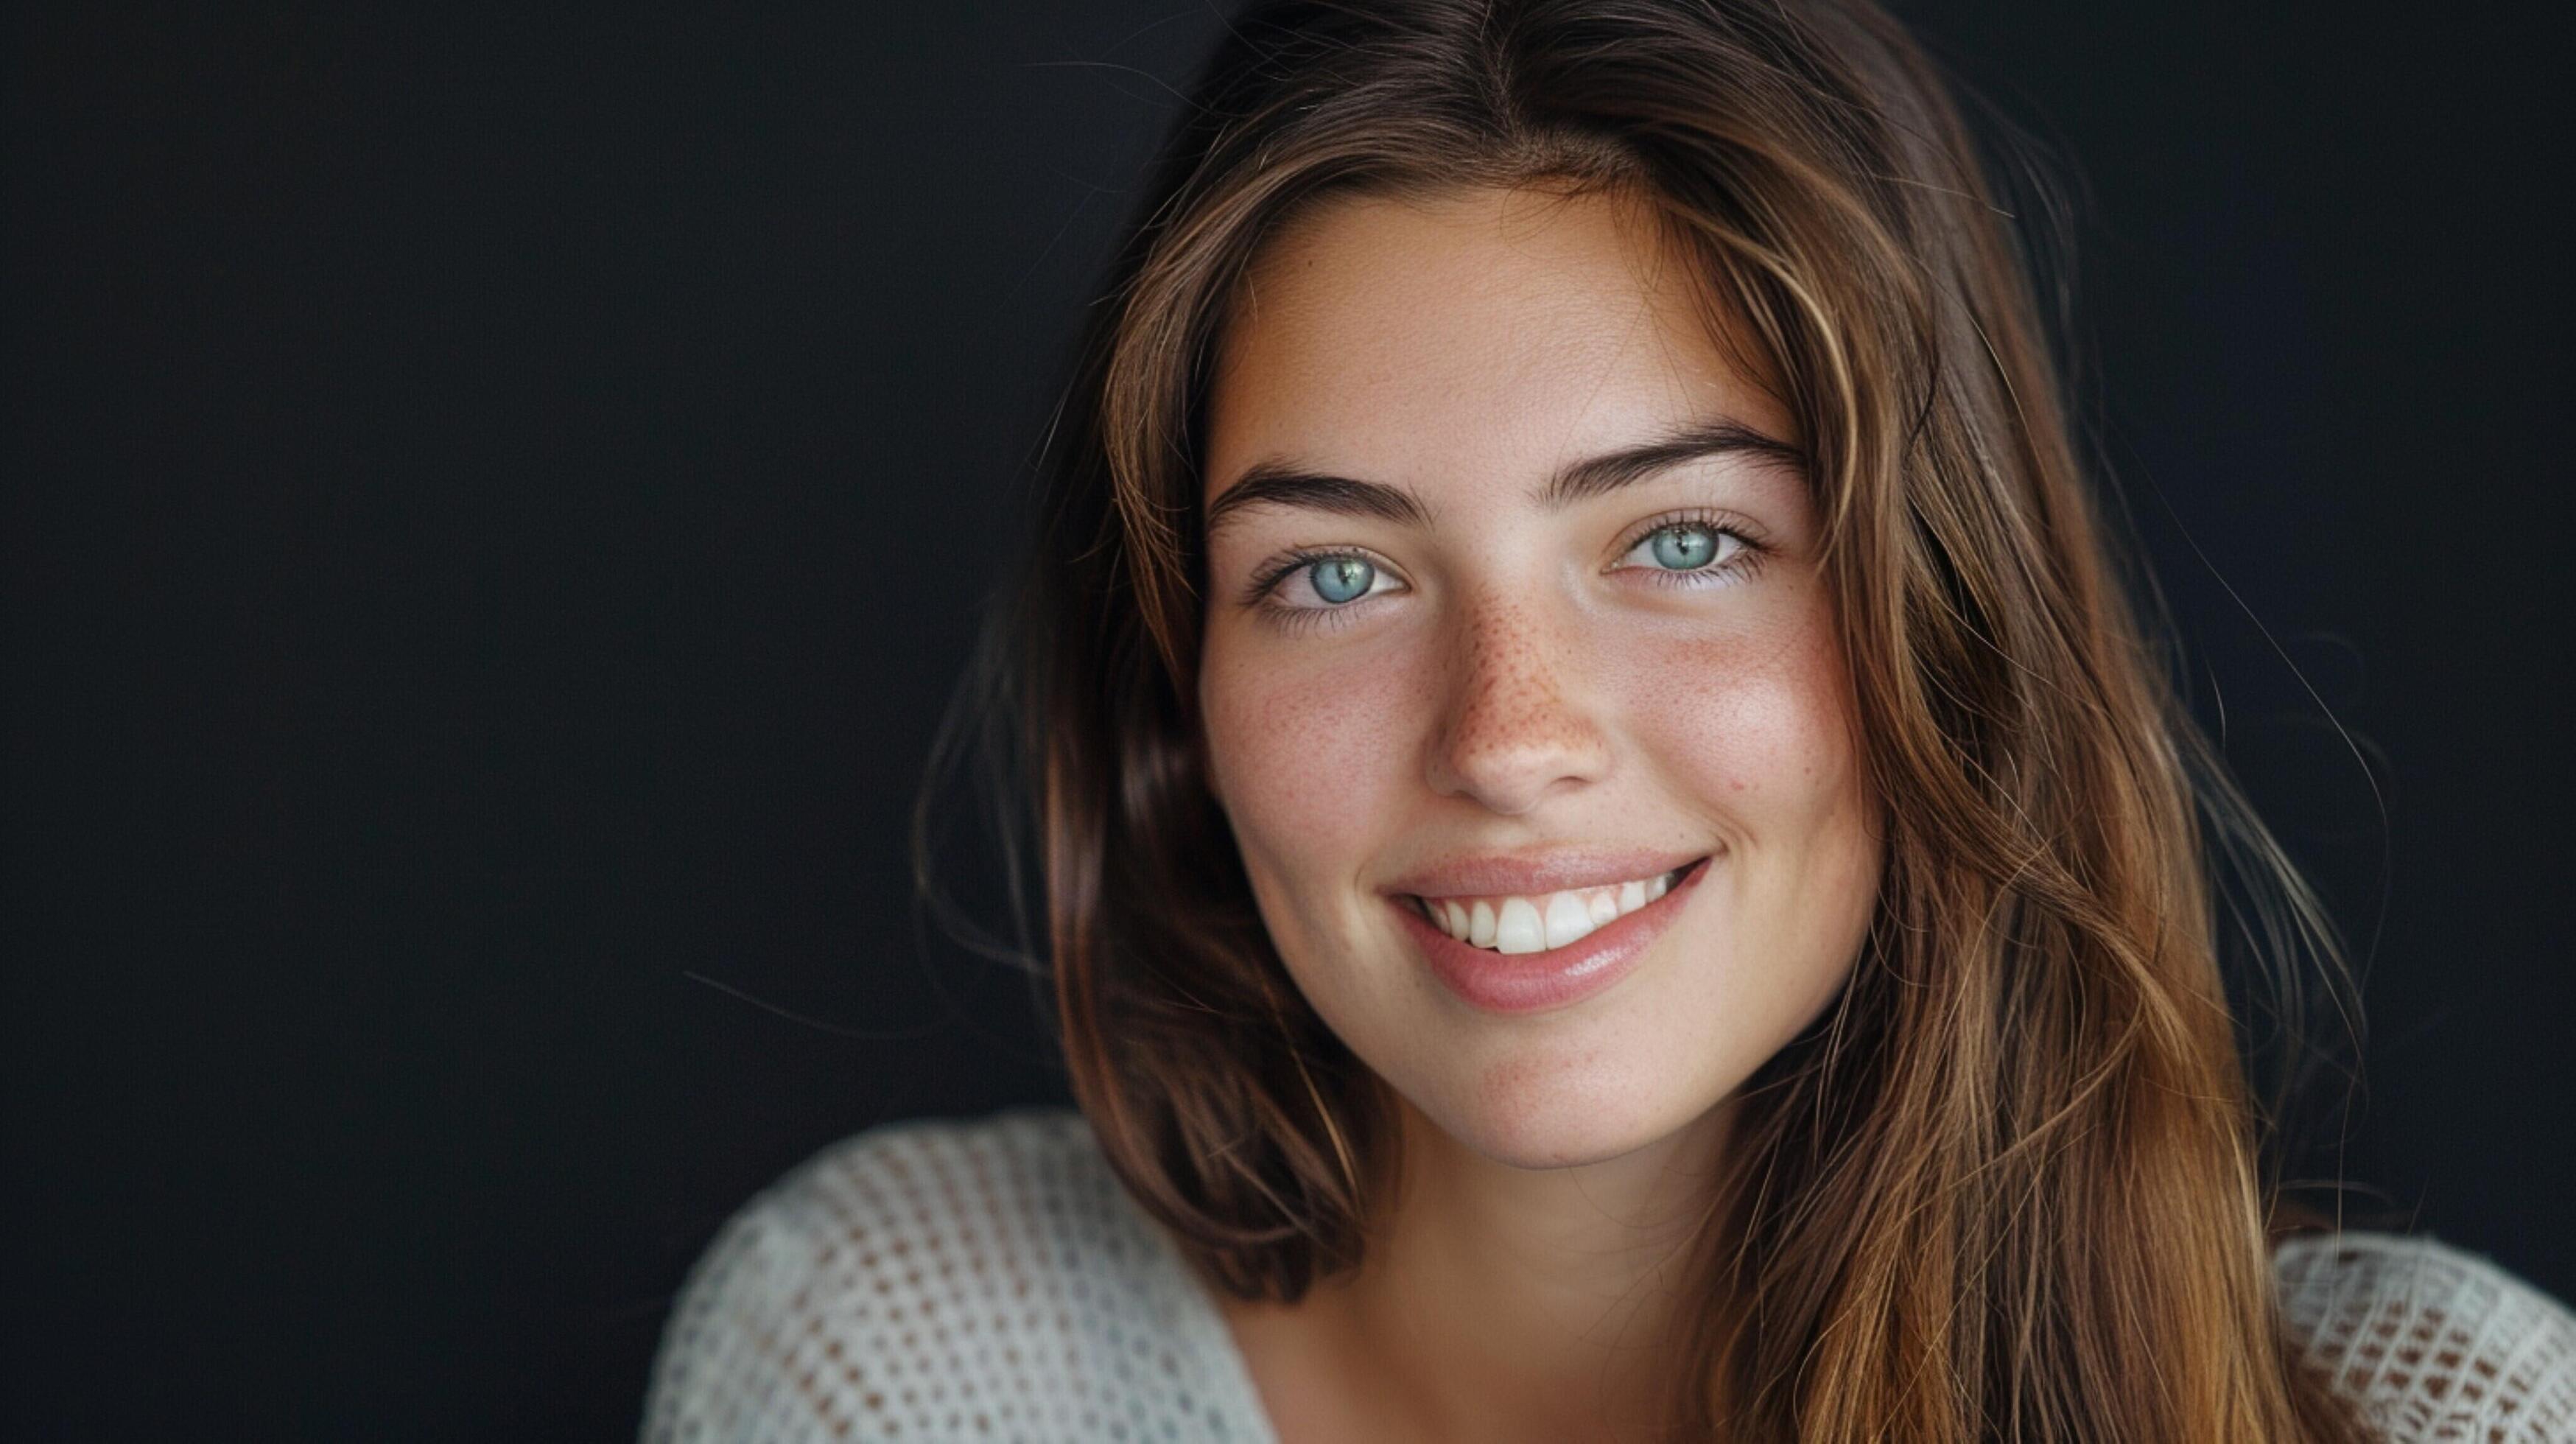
[1423,595,1612,815]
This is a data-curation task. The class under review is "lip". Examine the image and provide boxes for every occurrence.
[1394,854,1713,1016]
[1383,847,1709,900]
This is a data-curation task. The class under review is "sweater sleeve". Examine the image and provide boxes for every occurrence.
[639,1131,860,1442]
[2274,1231,2576,1441]
[638,1108,1276,1443]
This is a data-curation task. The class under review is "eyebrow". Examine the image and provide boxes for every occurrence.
[1202,416,1805,537]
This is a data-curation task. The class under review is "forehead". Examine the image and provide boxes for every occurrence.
[1204,183,1790,502]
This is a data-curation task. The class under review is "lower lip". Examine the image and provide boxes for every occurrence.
[1393,857,1713,1016]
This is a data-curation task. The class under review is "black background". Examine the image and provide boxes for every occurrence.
[4,3,2568,1437]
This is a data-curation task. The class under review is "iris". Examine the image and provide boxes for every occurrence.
[1649,524,1717,569]
[1311,556,1375,603]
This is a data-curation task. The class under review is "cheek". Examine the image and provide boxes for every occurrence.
[1198,625,1423,889]
[1610,587,1866,849]
[1607,590,1883,1042]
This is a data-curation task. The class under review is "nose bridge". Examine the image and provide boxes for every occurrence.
[1429,590,1607,811]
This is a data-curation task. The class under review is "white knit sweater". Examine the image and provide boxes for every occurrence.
[642,1107,2576,1442]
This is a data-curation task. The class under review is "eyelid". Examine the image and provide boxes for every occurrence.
[1240,545,1408,611]
[1606,506,1775,568]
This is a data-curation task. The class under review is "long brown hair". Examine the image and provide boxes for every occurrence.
[917,0,2373,1435]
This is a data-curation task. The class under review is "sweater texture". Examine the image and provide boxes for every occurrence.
[643,1107,2576,1442]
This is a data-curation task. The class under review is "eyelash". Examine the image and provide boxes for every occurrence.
[1612,508,1775,590]
[1241,507,1774,636]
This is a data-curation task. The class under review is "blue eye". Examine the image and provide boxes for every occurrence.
[1246,550,1404,628]
[1614,516,1766,588]
[1308,556,1375,603]
[1648,524,1719,569]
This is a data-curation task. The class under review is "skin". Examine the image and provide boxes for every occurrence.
[1194,182,1887,1440]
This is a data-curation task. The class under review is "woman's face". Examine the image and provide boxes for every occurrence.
[1196,183,1884,1170]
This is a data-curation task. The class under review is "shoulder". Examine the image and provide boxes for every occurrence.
[641,1106,1274,1443]
[2272,1229,2576,1440]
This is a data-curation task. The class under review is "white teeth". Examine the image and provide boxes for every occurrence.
[1416,863,1694,956]
[1543,892,1595,949]
[1494,897,1545,954]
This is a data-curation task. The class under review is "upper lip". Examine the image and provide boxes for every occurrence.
[1384,847,1710,900]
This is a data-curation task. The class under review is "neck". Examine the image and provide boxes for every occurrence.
[1322,1092,1738,1440]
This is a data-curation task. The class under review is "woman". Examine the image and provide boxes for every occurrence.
[644,1,2576,1438]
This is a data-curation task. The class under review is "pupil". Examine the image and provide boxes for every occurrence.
[1650,525,1716,569]
[1312,557,1374,603]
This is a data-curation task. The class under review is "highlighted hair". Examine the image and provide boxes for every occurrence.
[921,1,2373,1435]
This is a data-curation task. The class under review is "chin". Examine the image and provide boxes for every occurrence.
[1417,1049,1708,1171]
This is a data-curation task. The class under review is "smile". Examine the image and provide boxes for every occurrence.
[1408,863,1690,954]
[1392,854,1714,1015]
